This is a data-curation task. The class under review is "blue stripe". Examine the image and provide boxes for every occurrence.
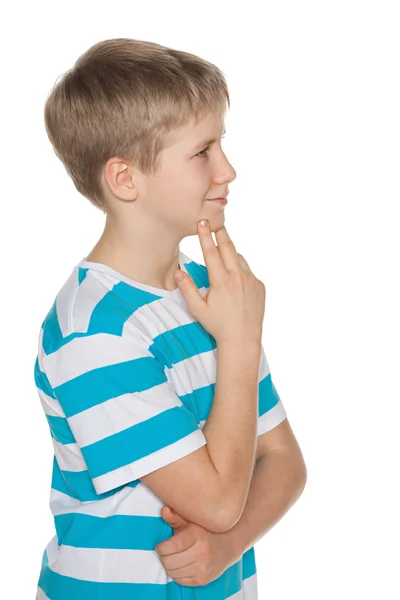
[179,384,215,424]
[41,300,64,355]
[112,281,163,308]
[38,548,254,599]
[179,374,279,425]
[78,267,88,285]
[34,358,57,399]
[51,457,140,502]
[150,322,217,368]
[39,570,188,600]
[184,260,210,289]
[243,546,257,579]
[53,355,167,418]
[81,406,199,478]
[259,374,280,416]
[46,415,76,444]
[41,303,90,354]
[42,549,49,568]
[87,283,162,336]
[54,513,171,550]
[51,456,127,502]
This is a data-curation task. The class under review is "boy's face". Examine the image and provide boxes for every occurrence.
[133,112,237,237]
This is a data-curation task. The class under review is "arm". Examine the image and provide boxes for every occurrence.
[201,340,262,519]
[141,339,262,532]
[224,419,307,561]
[155,419,307,587]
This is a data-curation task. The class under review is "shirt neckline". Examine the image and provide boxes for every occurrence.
[78,250,189,299]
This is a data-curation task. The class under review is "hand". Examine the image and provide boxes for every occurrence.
[155,506,237,587]
[174,222,266,346]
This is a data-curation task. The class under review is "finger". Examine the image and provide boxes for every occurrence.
[236,253,253,273]
[198,220,227,283]
[165,559,197,576]
[214,226,241,271]
[161,506,186,526]
[173,576,196,586]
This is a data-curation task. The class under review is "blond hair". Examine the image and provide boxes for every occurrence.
[44,38,230,212]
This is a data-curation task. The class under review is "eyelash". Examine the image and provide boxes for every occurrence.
[196,135,226,158]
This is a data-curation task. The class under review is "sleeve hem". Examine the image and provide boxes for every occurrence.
[92,428,207,495]
[257,401,287,436]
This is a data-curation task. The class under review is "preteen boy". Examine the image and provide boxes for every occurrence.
[34,37,307,599]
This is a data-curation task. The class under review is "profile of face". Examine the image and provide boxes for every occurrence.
[132,112,237,237]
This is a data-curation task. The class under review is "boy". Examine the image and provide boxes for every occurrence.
[35,38,306,599]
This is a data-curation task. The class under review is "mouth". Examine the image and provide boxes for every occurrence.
[206,198,228,205]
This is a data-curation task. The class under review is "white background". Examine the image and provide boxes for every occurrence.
[1,1,399,598]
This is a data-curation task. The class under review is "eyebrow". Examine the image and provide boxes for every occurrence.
[193,127,226,151]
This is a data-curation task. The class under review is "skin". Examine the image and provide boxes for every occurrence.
[85,111,237,290]
[84,112,239,584]
[84,113,308,587]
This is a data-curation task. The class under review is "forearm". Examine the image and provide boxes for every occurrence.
[202,341,262,516]
[225,450,307,562]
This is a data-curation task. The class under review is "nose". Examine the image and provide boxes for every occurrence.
[215,157,237,187]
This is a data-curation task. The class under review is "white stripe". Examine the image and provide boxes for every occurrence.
[126,293,198,340]
[36,587,51,600]
[45,534,60,564]
[166,349,217,395]
[243,571,258,599]
[50,489,83,514]
[93,428,207,495]
[50,482,164,518]
[198,400,287,436]
[168,346,268,397]
[52,438,86,472]
[73,271,111,333]
[42,331,146,387]
[37,388,64,417]
[37,328,46,370]
[49,545,172,583]
[46,545,255,588]
[226,571,258,599]
[56,273,79,338]
[68,381,184,447]
[257,401,287,436]
[259,346,271,379]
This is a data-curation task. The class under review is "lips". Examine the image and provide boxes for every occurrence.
[206,198,228,205]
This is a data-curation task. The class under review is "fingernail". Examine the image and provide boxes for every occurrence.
[175,271,184,282]
[199,220,208,228]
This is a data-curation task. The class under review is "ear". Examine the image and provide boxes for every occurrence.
[102,157,138,202]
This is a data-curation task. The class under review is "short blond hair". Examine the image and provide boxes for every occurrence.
[44,38,230,212]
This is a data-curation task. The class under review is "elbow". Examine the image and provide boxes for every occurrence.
[205,502,243,534]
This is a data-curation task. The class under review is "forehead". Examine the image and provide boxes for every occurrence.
[165,112,225,148]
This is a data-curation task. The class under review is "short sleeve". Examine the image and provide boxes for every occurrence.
[42,328,207,495]
[257,345,287,436]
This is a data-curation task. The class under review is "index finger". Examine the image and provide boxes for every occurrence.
[214,226,241,271]
[198,220,227,282]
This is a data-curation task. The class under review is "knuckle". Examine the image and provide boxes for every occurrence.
[222,239,236,250]
[208,248,220,261]
[198,543,210,558]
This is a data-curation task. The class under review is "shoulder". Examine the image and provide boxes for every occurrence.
[39,264,146,357]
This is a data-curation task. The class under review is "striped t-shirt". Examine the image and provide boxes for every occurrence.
[34,249,287,600]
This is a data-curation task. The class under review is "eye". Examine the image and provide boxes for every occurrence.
[196,135,226,159]
[196,146,210,158]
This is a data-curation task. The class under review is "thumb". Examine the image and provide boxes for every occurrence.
[161,506,187,529]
